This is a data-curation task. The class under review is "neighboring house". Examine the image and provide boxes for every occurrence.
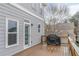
[0,3,44,56]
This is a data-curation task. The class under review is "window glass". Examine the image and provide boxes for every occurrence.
[8,34,17,45]
[8,20,17,32]
[38,24,40,32]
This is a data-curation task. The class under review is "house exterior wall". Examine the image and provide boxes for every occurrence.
[17,3,43,18]
[0,3,44,56]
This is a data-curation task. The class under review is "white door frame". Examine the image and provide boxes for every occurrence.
[24,21,31,49]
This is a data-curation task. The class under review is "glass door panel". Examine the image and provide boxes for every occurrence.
[25,24,29,45]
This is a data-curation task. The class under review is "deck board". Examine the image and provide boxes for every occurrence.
[14,43,71,56]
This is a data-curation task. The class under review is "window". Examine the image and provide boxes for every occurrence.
[6,18,19,48]
[38,24,40,32]
[31,3,37,11]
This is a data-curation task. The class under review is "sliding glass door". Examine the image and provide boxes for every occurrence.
[24,22,31,48]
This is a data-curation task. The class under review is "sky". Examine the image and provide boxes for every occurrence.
[68,4,79,16]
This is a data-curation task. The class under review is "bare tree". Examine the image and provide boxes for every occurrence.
[45,4,69,34]
[50,4,69,23]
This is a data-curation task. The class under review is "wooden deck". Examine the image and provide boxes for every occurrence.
[14,43,71,56]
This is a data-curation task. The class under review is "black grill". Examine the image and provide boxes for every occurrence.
[47,34,61,45]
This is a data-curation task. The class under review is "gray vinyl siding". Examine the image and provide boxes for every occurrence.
[17,3,43,18]
[0,3,44,56]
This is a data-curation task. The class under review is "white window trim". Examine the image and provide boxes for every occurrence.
[6,17,19,48]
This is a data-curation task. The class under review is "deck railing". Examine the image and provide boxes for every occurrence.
[68,37,79,56]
